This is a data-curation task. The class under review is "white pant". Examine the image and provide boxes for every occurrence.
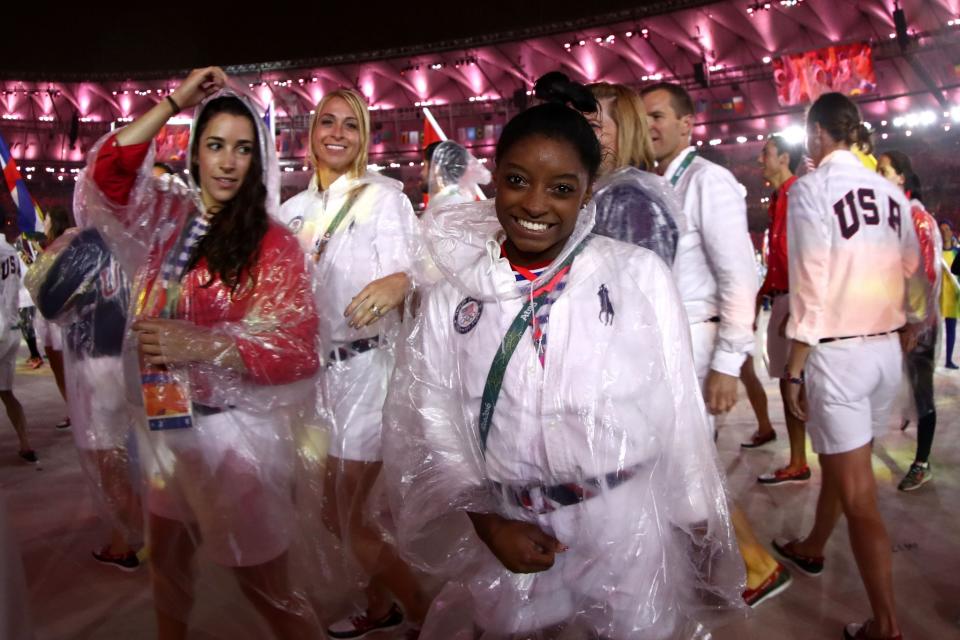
[805,334,902,454]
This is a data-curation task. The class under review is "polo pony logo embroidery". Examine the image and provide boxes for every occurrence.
[598,284,614,325]
[454,297,483,334]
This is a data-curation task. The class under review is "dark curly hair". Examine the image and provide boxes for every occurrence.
[188,96,269,293]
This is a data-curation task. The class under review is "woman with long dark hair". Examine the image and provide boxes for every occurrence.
[76,67,322,639]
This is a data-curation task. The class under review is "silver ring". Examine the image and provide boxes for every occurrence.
[371,304,381,316]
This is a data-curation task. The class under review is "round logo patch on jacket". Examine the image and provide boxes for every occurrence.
[454,297,483,334]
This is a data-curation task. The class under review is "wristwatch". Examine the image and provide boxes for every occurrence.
[784,367,804,385]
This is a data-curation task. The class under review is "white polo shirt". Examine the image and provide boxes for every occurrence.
[664,146,757,376]
[786,150,923,345]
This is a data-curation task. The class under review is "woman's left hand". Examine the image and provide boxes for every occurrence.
[344,272,411,329]
[134,318,235,367]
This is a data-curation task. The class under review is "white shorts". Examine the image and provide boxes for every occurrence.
[0,329,18,391]
[35,315,62,352]
[146,407,297,567]
[66,356,136,451]
[469,473,678,639]
[766,295,790,379]
[323,347,391,462]
[805,334,902,455]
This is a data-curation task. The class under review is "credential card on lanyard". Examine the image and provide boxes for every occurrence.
[140,214,210,431]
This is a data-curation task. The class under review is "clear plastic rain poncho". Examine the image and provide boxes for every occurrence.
[904,201,943,420]
[25,226,143,555]
[426,140,491,212]
[276,134,423,623]
[383,197,746,639]
[590,166,686,266]
[72,89,330,637]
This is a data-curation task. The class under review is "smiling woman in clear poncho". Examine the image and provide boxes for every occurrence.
[74,67,323,639]
[276,88,429,638]
[383,101,745,639]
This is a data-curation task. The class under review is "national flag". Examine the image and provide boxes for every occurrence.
[422,107,446,148]
[263,99,276,148]
[0,132,45,234]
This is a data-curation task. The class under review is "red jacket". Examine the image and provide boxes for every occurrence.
[92,135,319,388]
[759,175,797,297]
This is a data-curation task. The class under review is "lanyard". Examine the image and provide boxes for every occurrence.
[139,211,213,320]
[669,149,697,187]
[313,185,368,259]
[477,241,585,455]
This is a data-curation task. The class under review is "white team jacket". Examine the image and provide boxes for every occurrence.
[786,150,923,345]
[665,146,757,377]
[0,238,21,330]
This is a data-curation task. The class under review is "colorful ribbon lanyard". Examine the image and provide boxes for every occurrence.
[312,185,367,259]
[476,240,586,456]
[669,149,697,187]
[139,211,212,320]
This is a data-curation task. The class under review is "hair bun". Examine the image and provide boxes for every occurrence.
[533,72,598,114]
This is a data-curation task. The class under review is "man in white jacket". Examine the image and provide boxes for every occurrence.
[642,82,790,608]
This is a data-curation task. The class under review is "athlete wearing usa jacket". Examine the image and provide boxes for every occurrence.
[778,93,924,640]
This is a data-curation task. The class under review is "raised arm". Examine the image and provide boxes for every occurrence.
[115,67,227,147]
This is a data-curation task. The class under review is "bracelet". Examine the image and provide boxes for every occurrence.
[166,95,181,115]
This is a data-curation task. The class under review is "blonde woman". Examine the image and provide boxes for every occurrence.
[585,79,683,265]
[278,89,428,637]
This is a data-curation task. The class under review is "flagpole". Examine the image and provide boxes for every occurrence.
[422,107,447,142]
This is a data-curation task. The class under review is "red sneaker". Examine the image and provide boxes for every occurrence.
[758,465,811,485]
[742,562,792,608]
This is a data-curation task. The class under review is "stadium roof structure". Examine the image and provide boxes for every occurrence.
[2,0,959,165]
